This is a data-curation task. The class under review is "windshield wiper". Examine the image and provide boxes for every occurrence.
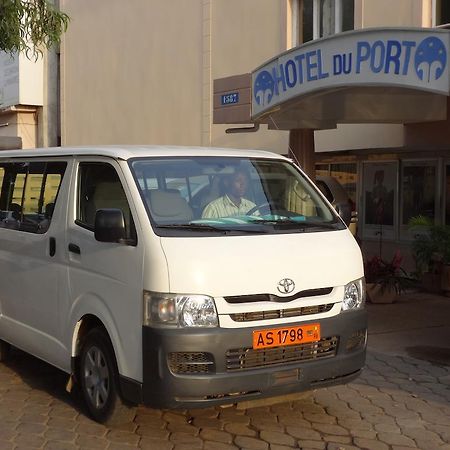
[157,223,225,231]
[156,223,267,233]
[249,219,339,230]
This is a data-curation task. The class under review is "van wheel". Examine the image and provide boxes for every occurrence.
[0,340,11,362]
[79,328,135,426]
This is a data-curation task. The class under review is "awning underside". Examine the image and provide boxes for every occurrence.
[258,87,447,130]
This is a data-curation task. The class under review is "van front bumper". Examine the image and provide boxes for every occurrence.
[140,310,367,409]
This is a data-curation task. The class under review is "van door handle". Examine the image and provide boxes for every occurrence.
[49,237,56,257]
[68,243,81,254]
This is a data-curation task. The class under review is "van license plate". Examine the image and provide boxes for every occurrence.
[252,324,320,350]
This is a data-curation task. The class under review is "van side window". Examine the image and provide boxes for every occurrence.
[77,162,135,239]
[0,161,66,233]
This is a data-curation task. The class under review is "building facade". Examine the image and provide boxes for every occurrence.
[1,0,450,266]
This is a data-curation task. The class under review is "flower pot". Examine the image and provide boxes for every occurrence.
[366,282,398,304]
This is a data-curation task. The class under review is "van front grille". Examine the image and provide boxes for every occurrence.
[224,288,333,304]
[226,336,338,371]
[168,352,215,374]
[229,303,334,322]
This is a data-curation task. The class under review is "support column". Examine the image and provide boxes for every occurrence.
[289,129,316,179]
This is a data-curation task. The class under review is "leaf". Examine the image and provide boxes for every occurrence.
[0,0,69,58]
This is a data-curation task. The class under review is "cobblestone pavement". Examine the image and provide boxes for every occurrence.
[0,345,449,450]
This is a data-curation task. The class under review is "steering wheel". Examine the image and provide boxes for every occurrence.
[246,201,296,217]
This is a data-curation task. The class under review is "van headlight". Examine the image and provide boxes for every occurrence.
[143,291,218,327]
[342,278,365,311]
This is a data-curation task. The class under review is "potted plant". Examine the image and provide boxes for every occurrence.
[364,251,413,303]
[409,216,450,294]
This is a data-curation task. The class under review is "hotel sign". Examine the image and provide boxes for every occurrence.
[252,28,450,120]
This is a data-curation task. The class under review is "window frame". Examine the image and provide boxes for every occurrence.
[291,0,354,46]
[399,159,440,241]
[0,159,67,234]
[74,160,137,245]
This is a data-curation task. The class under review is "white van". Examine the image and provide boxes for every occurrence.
[0,146,366,424]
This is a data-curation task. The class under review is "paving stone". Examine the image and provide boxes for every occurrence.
[251,418,284,432]
[234,436,269,449]
[167,422,200,435]
[321,435,352,444]
[193,417,225,429]
[325,407,361,420]
[337,418,373,431]
[108,444,141,450]
[44,442,78,450]
[169,432,203,448]
[421,412,450,426]
[260,430,296,446]
[135,415,167,427]
[16,422,47,435]
[326,443,360,450]
[374,422,402,434]
[219,411,251,425]
[303,412,336,424]
[425,423,450,441]
[401,427,445,448]
[377,432,416,446]
[390,447,419,450]
[277,414,312,427]
[200,429,233,444]
[296,440,326,449]
[163,412,189,424]
[311,423,349,436]
[139,438,174,449]
[172,444,202,450]
[75,433,109,448]
[137,426,170,439]
[203,441,239,450]
[19,414,48,425]
[285,426,322,441]
[224,422,257,437]
[13,434,46,448]
[353,437,389,450]
[106,429,141,445]
[44,427,77,442]
[269,445,296,450]
[47,417,78,431]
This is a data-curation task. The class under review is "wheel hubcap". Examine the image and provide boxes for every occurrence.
[83,345,110,409]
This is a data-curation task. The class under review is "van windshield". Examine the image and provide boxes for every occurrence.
[129,157,345,235]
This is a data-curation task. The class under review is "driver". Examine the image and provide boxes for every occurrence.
[202,168,256,219]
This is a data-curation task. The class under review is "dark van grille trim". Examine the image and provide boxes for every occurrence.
[226,336,338,371]
[224,287,333,304]
[229,303,334,322]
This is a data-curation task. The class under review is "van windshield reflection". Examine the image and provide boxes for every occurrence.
[129,157,344,235]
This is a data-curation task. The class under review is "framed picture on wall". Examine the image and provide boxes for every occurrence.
[362,161,398,240]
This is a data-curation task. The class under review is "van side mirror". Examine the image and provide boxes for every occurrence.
[334,202,352,227]
[94,209,127,243]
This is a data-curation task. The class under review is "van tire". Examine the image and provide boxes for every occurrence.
[0,340,11,362]
[79,328,136,426]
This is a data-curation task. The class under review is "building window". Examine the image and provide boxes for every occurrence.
[401,162,437,228]
[446,165,450,225]
[293,0,354,45]
[434,0,450,26]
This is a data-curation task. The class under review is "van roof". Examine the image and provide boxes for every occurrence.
[0,145,288,161]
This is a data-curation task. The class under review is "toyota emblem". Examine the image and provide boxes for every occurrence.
[277,278,295,294]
